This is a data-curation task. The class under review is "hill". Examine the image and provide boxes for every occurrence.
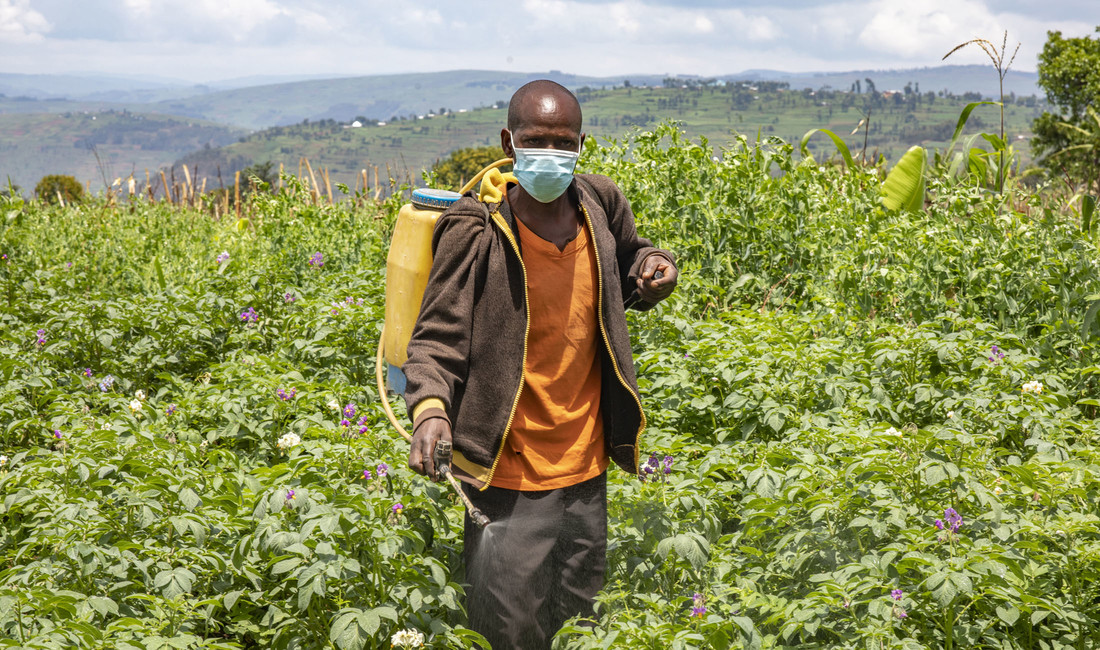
[0,111,242,192]
[1,66,1039,130]
[169,83,1048,195]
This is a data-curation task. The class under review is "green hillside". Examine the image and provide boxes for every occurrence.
[0,111,242,192]
[174,84,1049,193]
[147,70,657,130]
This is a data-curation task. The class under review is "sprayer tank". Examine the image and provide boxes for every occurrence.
[383,188,462,369]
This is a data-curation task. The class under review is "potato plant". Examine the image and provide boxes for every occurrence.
[1,123,1099,649]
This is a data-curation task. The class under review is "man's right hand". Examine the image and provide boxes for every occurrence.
[408,418,452,480]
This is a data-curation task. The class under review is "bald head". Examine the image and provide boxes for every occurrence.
[507,80,583,136]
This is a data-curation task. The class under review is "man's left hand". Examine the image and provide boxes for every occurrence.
[636,253,678,304]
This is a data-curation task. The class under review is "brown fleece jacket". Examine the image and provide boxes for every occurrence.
[402,174,673,489]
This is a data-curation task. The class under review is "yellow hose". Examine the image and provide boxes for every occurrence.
[376,326,411,441]
[459,158,512,195]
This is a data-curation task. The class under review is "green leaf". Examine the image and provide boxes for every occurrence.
[882,146,926,212]
[271,557,301,575]
[949,101,998,149]
[178,487,201,511]
[1083,194,1097,235]
[924,464,948,486]
[800,129,856,169]
[996,605,1020,626]
[1081,299,1100,342]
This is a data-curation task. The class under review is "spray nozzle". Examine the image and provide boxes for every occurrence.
[432,439,491,529]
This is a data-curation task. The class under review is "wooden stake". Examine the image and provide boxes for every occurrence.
[304,158,319,204]
[323,168,333,204]
[160,171,170,203]
[182,165,193,207]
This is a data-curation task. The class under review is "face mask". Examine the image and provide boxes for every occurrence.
[510,134,580,203]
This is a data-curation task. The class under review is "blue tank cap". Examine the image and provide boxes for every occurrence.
[412,188,462,211]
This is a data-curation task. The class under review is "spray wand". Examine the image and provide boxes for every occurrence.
[432,439,491,529]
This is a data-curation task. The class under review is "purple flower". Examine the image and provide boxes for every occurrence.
[691,593,706,618]
[277,388,296,401]
[377,463,389,477]
[308,252,324,267]
[896,609,908,619]
[284,292,296,303]
[340,419,351,427]
[345,296,354,304]
[36,329,46,345]
[891,589,903,601]
[240,307,259,323]
[83,368,93,378]
[53,429,62,439]
[988,344,1005,363]
[363,469,373,480]
[944,507,963,532]
[358,426,368,436]
[662,455,674,475]
[216,251,230,264]
[67,262,73,268]
[98,374,115,392]
[934,519,944,530]
[392,502,403,514]
[166,404,177,415]
[343,403,356,419]
[286,489,296,500]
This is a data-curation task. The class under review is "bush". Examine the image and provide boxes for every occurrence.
[34,174,85,205]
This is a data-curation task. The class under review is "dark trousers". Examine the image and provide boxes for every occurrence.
[462,473,607,650]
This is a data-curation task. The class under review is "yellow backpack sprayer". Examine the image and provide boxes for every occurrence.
[374,159,511,528]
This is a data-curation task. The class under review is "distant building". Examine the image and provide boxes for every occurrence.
[350,120,363,128]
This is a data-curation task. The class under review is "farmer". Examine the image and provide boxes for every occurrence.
[403,79,678,649]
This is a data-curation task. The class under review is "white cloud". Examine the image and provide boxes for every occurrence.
[0,0,50,42]
[5,0,1098,81]
[857,0,1002,60]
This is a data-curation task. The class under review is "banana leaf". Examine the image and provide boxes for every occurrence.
[882,145,926,212]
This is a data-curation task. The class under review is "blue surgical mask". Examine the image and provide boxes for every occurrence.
[510,134,580,203]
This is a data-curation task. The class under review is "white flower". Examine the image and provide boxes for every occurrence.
[276,432,302,450]
[391,629,425,648]
[199,440,208,449]
[993,486,1004,495]
[946,411,955,419]
[327,398,340,411]
[129,399,143,412]
[1022,380,1044,394]
[0,455,7,467]
[884,427,901,437]
[135,389,146,401]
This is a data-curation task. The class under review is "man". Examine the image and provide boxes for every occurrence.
[403,79,677,648]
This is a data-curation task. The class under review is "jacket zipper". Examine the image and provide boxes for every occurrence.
[580,203,647,470]
[482,210,530,489]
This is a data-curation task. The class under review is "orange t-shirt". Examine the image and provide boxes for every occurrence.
[490,214,609,490]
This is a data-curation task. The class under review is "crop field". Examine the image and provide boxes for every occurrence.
[2,120,1099,649]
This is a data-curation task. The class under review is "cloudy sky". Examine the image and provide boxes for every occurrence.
[0,0,1094,82]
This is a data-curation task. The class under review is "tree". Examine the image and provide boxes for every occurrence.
[1032,26,1100,192]
[431,145,509,192]
[35,174,84,205]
